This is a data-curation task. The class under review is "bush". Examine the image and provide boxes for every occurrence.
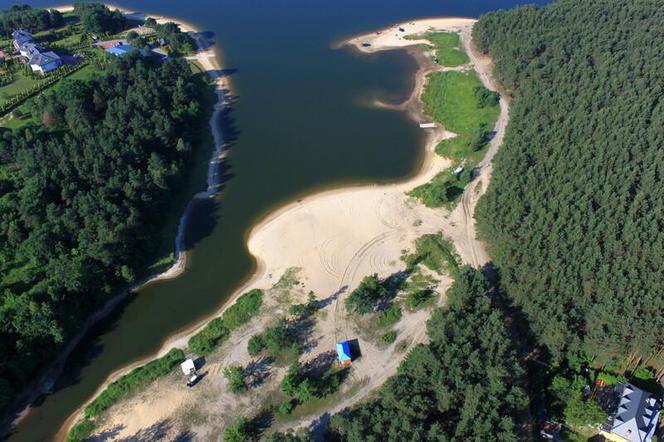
[189,289,263,355]
[64,418,95,442]
[376,304,402,327]
[345,274,388,314]
[405,289,435,310]
[278,399,296,415]
[404,234,460,274]
[223,289,263,328]
[381,331,397,344]
[248,317,301,362]
[188,318,230,355]
[223,416,249,442]
[84,348,185,418]
[223,365,247,394]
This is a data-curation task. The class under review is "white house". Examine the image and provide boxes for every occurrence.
[12,29,62,74]
[28,51,62,74]
[11,29,33,52]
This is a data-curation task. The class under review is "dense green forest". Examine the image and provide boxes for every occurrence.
[0,55,207,410]
[73,2,127,35]
[0,5,63,35]
[326,268,527,441]
[473,0,664,371]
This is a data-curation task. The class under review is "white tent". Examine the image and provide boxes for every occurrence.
[180,358,196,375]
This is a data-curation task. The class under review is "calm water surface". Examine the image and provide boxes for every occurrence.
[13,0,549,440]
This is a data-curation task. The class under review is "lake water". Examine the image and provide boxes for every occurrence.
[11,0,549,439]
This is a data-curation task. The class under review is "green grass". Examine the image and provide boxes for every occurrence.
[188,289,264,355]
[0,71,42,106]
[409,70,500,207]
[84,348,185,418]
[422,31,469,67]
[65,347,185,441]
[403,234,460,274]
[423,71,499,157]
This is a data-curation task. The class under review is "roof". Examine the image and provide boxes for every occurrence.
[105,44,137,57]
[607,383,661,442]
[97,39,126,49]
[29,51,61,67]
[180,359,195,375]
[336,341,352,361]
[12,29,33,46]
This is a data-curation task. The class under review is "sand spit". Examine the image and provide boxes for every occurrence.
[65,16,510,440]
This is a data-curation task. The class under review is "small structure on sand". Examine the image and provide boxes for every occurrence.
[180,358,200,387]
[419,122,436,129]
[600,383,661,442]
[336,341,352,366]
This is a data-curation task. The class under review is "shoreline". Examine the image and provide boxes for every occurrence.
[62,16,510,440]
[4,4,230,439]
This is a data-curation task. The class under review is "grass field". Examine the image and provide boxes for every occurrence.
[422,31,469,67]
[409,69,500,208]
[0,70,43,105]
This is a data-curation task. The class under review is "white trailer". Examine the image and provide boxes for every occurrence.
[419,123,436,129]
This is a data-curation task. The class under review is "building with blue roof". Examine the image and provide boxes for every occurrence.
[105,44,138,57]
[336,341,352,366]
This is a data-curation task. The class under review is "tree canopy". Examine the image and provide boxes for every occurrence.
[73,3,127,35]
[0,54,206,410]
[327,268,527,441]
[474,0,664,366]
[0,5,63,35]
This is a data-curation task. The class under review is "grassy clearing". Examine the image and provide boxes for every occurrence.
[416,31,469,67]
[403,233,460,275]
[424,71,500,159]
[409,70,500,207]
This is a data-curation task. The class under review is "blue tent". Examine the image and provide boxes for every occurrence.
[336,341,352,363]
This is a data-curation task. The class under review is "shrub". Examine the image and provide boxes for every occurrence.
[84,348,185,418]
[223,416,249,442]
[345,274,388,314]
[188,318,230,355]
[223,365,247,394]
[64,418,95,442]
[376,304,402,327]
[278,399,296,415]
[189,289,263,355]
[223,289,263,328]
[381,331,397,344]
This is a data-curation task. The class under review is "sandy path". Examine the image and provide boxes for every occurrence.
[68,16,510,440]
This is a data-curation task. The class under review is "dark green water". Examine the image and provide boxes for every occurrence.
[12,0,549,440]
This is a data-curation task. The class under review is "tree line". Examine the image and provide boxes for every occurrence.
[0,54,208,410]
[0,5,63,35]
[473,0,664,370]
[73,2,127,35]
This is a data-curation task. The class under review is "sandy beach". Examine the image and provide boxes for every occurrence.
[60,16,510,440]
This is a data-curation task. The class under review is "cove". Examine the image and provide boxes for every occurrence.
[10,0,549,440]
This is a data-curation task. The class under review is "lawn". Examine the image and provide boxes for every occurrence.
[0,70,42,106]
[423,70,500,160]
[423,31,469,67]
[408,70,500,208]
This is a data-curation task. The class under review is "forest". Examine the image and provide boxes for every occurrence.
[473,0,664,371]
[326,268,527,441]
[0,55,207,410]
[73,2,127,35]
[0,5,63,35]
